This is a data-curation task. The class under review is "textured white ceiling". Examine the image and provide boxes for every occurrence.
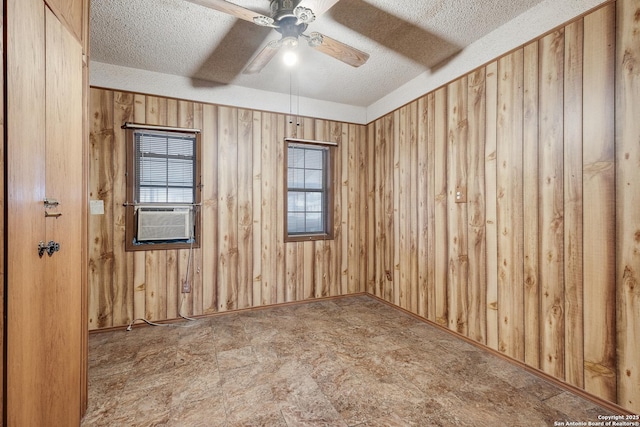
[90,0,609,122]
[90,0,549,108]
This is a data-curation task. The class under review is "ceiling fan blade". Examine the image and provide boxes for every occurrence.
[185,0,265,23]
[297,0,340,17]
[243,40,282,74]
[308,32,369,68]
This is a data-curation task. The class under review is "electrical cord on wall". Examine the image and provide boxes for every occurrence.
[126,207,199,331]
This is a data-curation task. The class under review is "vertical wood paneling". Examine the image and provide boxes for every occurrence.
[373,118,385,298]
[201,104,218,314]
[583,3,616,402]
[523,42,540,368]
[88,89,113,329]
[347,123,357,294]
[434,87,448,327]
[237,109,253,309]
[425,93,437,322]
[447,77,469,335]
[563,20,584,389]
[218,106,238,312]
[252,111,263,305]
[90,92,366,327]
[261,112,277,305]
[409,102,419,313]
[616,0,640,412]
[484,61,499,351]
[417,95,431,319]
[496,49,524,360]
[539,30,565,378]
[467,68,487,344]
[112,92,134,326]
[275,115,286,302]
[383,114,395,302]
[393,109,403,307]
[330,120,342,297]
[357,124,368,294]
[366,122,376,295]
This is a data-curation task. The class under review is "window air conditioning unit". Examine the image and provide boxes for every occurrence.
[137,207,191,241]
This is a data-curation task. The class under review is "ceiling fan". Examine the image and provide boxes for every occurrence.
[186,0,370,74]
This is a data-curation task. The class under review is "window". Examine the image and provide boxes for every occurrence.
[284,139,334,242]
[125,124,201,251]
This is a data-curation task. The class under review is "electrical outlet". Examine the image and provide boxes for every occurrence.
[182,279,191,293]
[455,185,467,203]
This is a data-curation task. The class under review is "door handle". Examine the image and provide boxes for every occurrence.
[38,240,61,258]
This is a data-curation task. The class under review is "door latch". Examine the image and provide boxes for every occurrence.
[38,240,60,258]
[44,198,62,218]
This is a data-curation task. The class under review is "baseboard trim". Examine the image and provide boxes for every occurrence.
[88,292,369,334]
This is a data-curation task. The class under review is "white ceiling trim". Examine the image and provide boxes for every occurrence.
[90,62,368,124]
[90,0,609,125]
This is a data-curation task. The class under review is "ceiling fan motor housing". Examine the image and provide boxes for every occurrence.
[270,0,297,20]
[276,16,307,45]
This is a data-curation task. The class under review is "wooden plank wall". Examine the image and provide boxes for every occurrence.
[368,0,639,413]
[88,91,368,329]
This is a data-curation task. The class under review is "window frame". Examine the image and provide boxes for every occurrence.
[284,138,335,242]
[124,124,202,251]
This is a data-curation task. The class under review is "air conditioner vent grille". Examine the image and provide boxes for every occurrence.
[137,207,191,241]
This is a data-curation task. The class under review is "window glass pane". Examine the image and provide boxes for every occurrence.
[288,192,306,212]
[135,130,196,204]
[288,213,305,233]
[305,213,323,232]
[167,188,193,203]
[140,137,166,155]
[305,170,323,189]
[288,147,304,168]
[139,157,167,185]
[167,136,194,156]
[139,187,167,203]
[305,149,323,169]
[306,192,322,212]
[167,159,193,185]
[286,142,330,237]
[288,168,304,189]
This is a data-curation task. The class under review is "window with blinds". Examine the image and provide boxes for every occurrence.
[285,141,334,241]
[134,130,196,204]
[125,125,201,251]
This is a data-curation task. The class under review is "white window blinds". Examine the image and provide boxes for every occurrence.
[134,130,196,204]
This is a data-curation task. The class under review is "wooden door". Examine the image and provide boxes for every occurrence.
[5,0,84,425]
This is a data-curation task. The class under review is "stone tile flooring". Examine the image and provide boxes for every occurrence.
[82,295,617,426]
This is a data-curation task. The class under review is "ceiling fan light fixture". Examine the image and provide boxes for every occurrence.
[253,15,275,27]
[305,32,324,48]
[281,36,298,47]
[283,49,298,67]
[293,6,315,25]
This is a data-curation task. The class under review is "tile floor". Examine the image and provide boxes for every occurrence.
[82,295,617,426]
